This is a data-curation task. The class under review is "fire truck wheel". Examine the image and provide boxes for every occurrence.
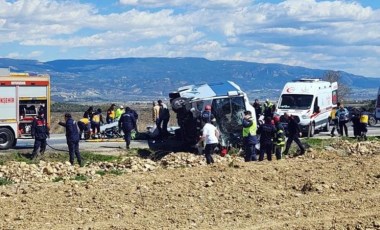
[0,128,15,150]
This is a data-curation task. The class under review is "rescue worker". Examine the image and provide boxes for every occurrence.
[199,116,220,164]
[359,108,369,141]
[282,113,305,156]
[118,107,137,149]
[263,99,274,119]
[30,111,49,159]
[329,102,340,137]
[115,105,125,121]
[58,113,82,166]
[257,117,276,161]
[130,107,139,132]
[201,105,216,124]
[83,106,94,120]
[106,104,116,124]
[91,108,104,139]
[38,103,47,119]
[336,104,349,137]
[77,117,91,140]
[351,109,361,138]
[157,100,170,138]
[273,115,286,160]
[242,110,258,162]
[252,99,262,125]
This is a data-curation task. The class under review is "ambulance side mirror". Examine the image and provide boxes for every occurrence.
[314,106,320,113]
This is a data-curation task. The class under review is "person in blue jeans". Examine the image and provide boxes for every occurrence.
[336,104,349,137]
[59,113,82,166]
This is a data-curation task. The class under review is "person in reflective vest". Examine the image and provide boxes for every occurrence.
[78,117,90,140]
[263,99,274,119]
[359,108,369,141]
[242,110,258,162]
[106,104,116,124]
[273,115,285,160]
[115,105,125,120]
[329,102,340,137]
[91,108,104,138]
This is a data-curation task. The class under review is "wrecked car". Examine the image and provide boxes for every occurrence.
[169,81,256,152]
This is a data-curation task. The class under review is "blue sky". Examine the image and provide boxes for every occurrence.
[0,0,380,77]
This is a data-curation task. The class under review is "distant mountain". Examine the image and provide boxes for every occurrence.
[1,57,379,102]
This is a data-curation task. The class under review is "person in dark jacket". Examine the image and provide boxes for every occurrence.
[273,115,286,160]
[83,106,94,120]
[30,111,49,159]
[282,113,305,156]
[351,109,361,138]
[59,113,82,166]
[200,105,216,128]
[252,99,262,125]
[257,117,276,161]
[157,100,170,138]
[118,107,137,149]
[242,110,258,162]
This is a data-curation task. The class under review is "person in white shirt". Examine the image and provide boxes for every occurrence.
[200,120,220,164]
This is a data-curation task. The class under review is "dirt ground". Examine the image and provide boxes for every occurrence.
[0,151,379,230]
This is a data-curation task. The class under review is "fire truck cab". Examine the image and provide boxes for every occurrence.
[0,68,50,150]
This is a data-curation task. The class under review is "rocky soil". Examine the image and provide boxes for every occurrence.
[0,140,380,229]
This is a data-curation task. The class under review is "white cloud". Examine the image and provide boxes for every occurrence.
[169,32,204,45]
[0,0,380,77]
[119,0,250,8]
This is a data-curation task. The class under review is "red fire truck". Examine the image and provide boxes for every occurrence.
[0,68,50,150]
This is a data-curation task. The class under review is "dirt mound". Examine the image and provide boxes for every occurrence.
[0,149,379,229]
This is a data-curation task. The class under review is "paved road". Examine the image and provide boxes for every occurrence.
[11,123,380,152]
[310,123,380,139]
[14,134,150,152]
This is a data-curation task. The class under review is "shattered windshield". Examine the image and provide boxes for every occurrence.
[278,94,313,110]
[212,96,246,145]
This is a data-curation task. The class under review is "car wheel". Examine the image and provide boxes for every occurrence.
[308,124,315,137]
[0,128,15,150]
[368,116,377,126]
[323,120,330,132]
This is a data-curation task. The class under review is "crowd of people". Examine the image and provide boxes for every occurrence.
[29,98,370,166]
[29,100,169,166]
[199,98,370,165]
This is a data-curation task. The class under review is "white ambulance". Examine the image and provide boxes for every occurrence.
[0,68,50,150]
[276,79,338,136]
